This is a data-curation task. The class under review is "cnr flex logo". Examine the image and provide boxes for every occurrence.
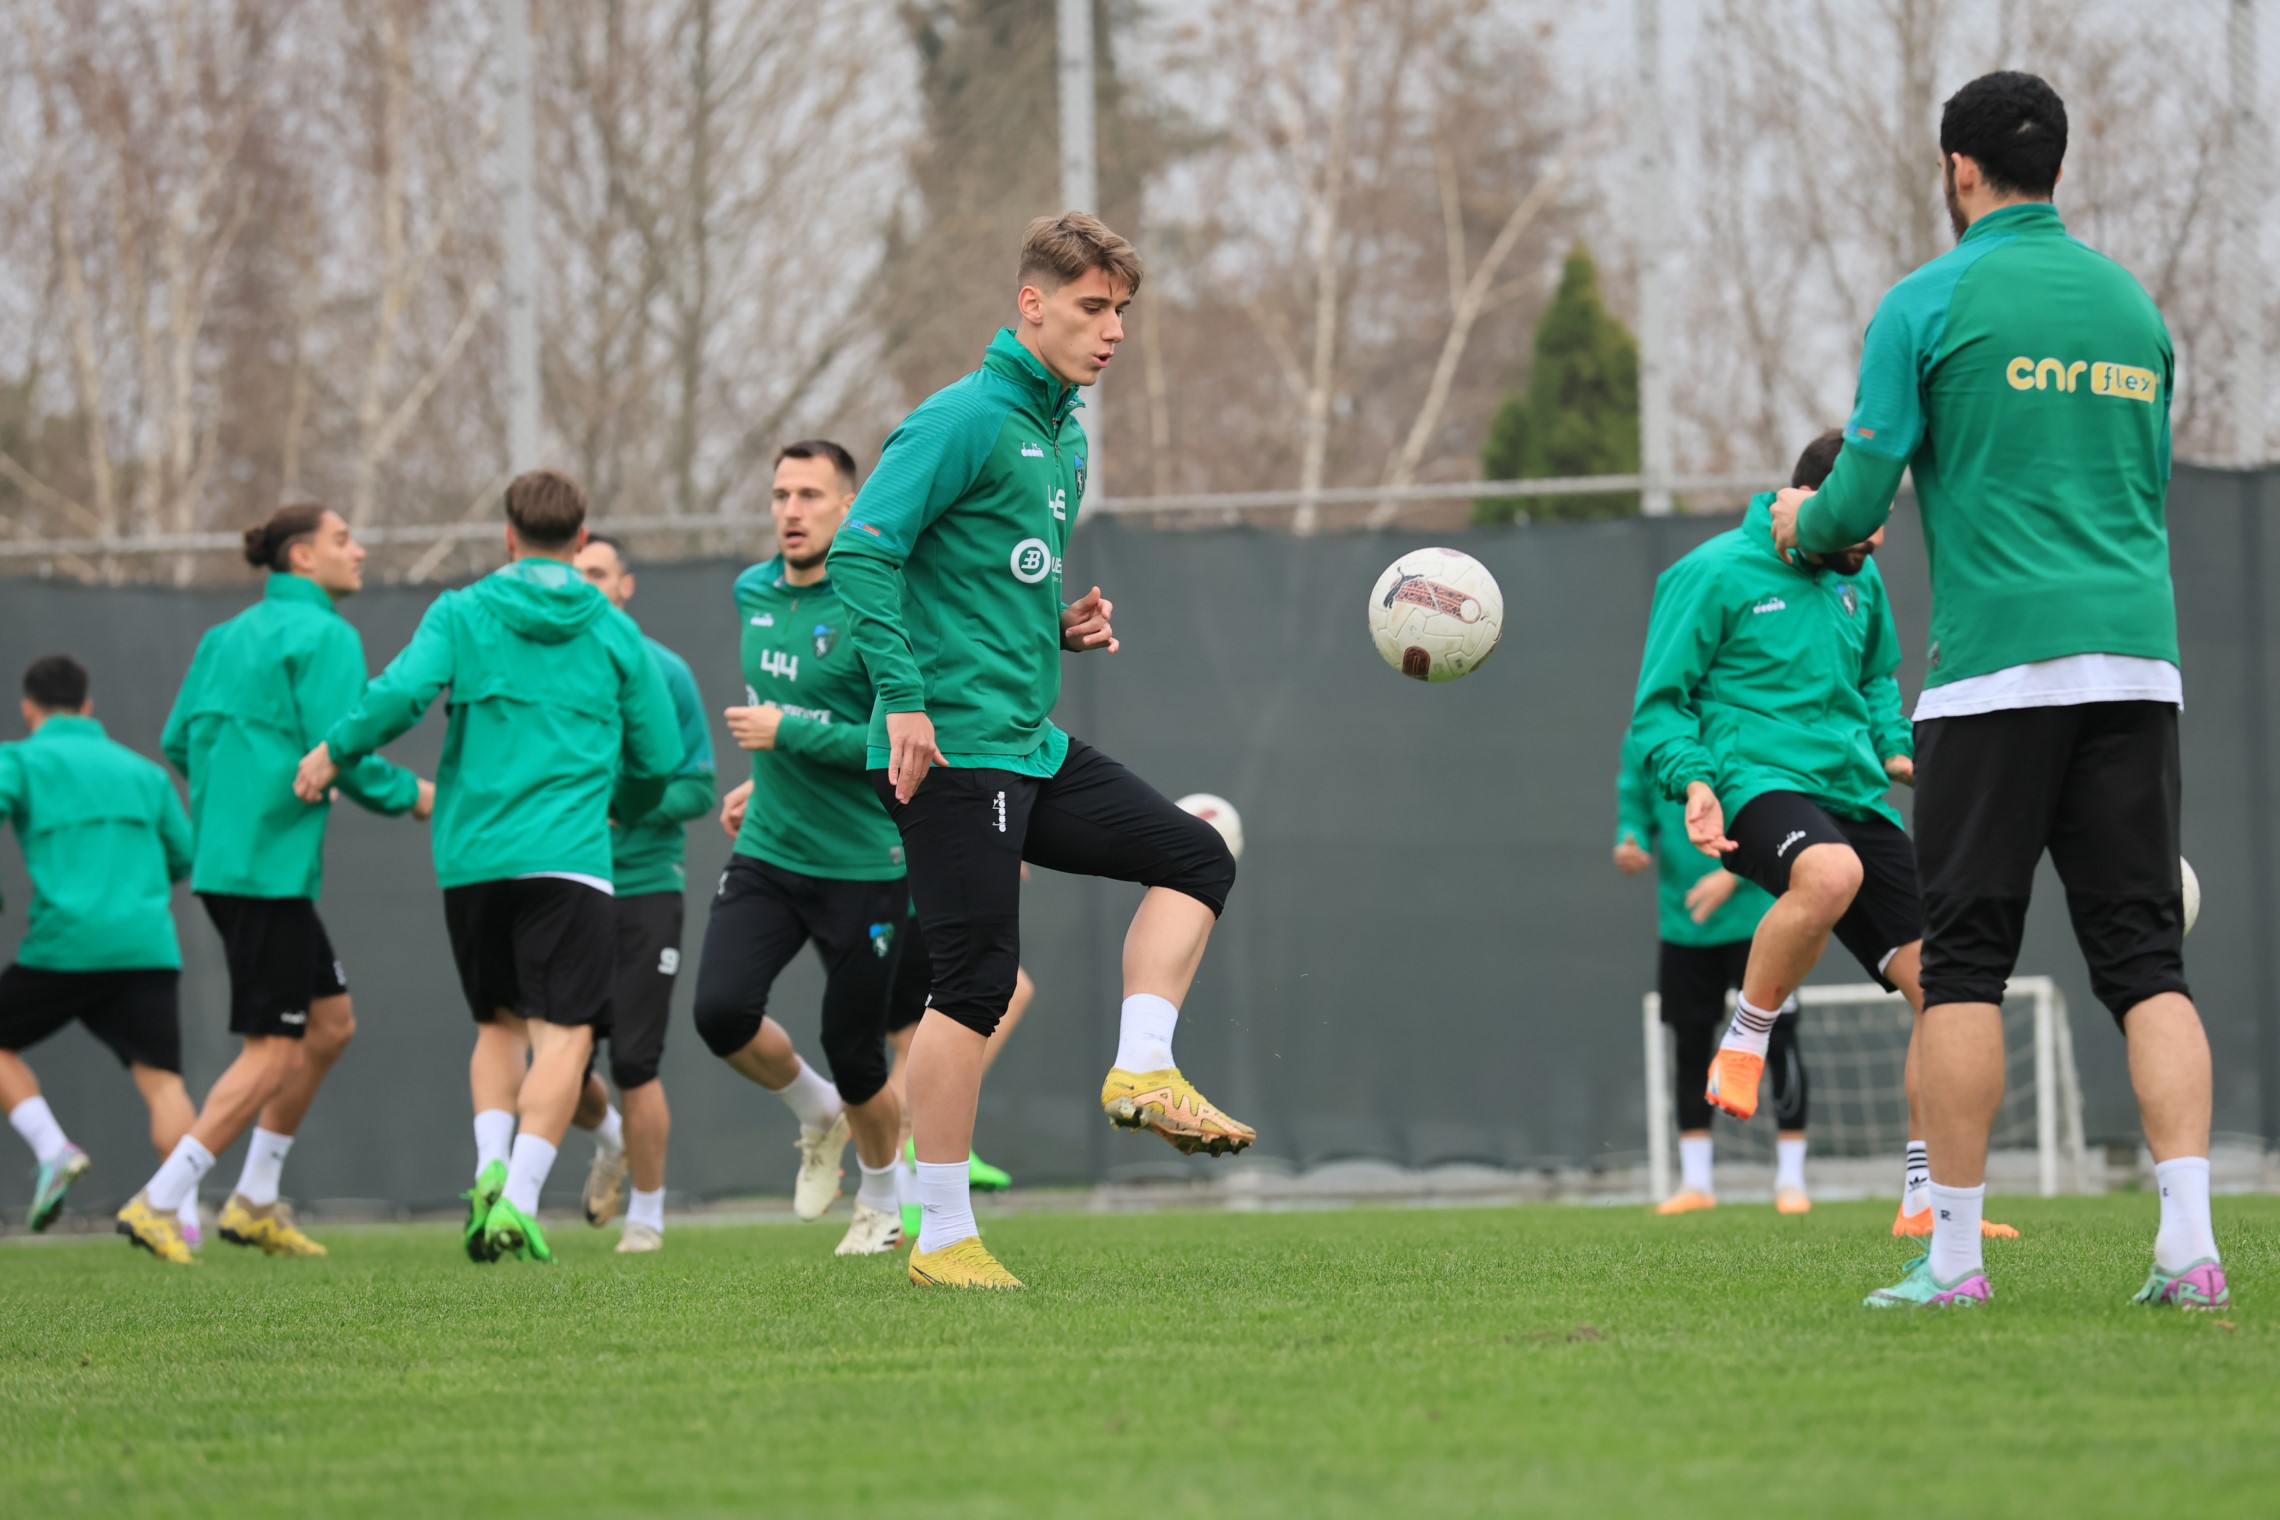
[2005,356,2160,403]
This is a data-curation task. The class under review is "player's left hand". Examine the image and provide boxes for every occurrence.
[1686,869,1741,923]
[726,704,784,751]
[1770,486,1813,554]
[1060,587,1118,653]
[1684,781,1737,858]
[412,778,436,820]
[1885,754,1915,787]
[294,742,340,803]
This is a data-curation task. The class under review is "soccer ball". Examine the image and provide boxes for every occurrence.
[2181,857,2199,936]
[1176,793,1244,860]
[1367,547,1503,682]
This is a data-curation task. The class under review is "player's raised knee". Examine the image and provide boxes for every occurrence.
[1787,843,1863,922]
[693,989,767,1060]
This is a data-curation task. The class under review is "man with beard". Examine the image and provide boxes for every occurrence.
[1772,72,2218,1311]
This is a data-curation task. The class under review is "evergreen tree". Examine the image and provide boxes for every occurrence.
[1475,244,1641,523]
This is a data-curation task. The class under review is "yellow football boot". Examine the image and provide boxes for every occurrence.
[218,1195,328,1257]
[1893,1206,2021,1239]
[907,1235,1024,1289]
[1703,1049,1763,1121]
[115,1190,198,1265]
[1100,1067,1256,1156]
[1655,1188,1717,1215]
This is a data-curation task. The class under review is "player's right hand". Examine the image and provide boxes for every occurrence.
[1686,869,1740,923]
[1684,781,1737,858]
[719,780,753,839]
[1613,839,1652,875]
[885,710,947,805]
[293,742,340,803]
[412,778,436,821]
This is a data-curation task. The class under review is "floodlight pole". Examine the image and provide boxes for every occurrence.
[1635,0,1674,515]
[2224,0,2267,466]
[502,0,542,474]
[1058,0,1103,495]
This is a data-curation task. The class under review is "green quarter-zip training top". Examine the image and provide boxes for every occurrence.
[1614,730,1775,948]
[1630,493,1913,826]
[609,631,716,897]
[730,559,906,880]
[0,716,192,971]
[827,327,1088,777]
[163,571,422,900]
[1793,203,2177,689]
[324,557,684,889]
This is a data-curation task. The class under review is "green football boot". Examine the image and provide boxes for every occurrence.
[484,1195,554,1264]
[29,1144,91,1233]
[967,1151,1012,1192]
[462,1159,506,1263]
[2132,1258,2230,1310]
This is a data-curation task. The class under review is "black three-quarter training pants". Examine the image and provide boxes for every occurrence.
[870,737,1236,1038]
[690,856,905,1106]
[1914,700,2188,1025]
[1659,939,1806,1132]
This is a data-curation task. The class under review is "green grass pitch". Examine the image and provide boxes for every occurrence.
[3,1195,2275,1518]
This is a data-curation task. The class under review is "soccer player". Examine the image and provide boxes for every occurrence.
[695,440,910,1258]
[125,505,435,1263]
[295,470,682,1264]
[1615,733,1812,1214]
[1771,73,2222,1310]
[567,534,716,1253]
[829,212,1247,1289]
[0,657,195,1248]
[883,915,1028,1239]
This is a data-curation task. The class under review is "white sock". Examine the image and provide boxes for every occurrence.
[856,1157,899,1214]
[627,1186,665,1234]
[177,1190,201,1231]
[770,1059,843,1131]
[1927,1182,1985,1283]
[1678,1134,1713,1195]
[898,1147,919,1205]
[502,1132,559,1216]
[2153,1156,2219,1272]
[589,1104,625,1158]
[1719,994,1779,1059]
[915,1159,976,1253]
[233,1127,294,1208]
[1902,1140,1931,1214]
[474,1109,515,1175]
[1776,1136,1807,1191]
[1114,993,1178,1072]
[145,1136,215,1212]
[8,1096,70,1165]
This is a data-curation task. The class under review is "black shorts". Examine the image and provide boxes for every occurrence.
[443,877,616,1027]
[598,891,683,1089]
[690,855,905,1106]
[1657,939,1754,1027]
[1724,792,1923,991]
[199,895,348,1040]
[1657,940,1805,1131]
[1914,700,2187,1023]
[885,902,930,1034]
[0,964,181,1072]
[870,737,1236,1038]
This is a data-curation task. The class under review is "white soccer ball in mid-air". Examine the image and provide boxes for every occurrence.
[2182,856,2199,936]
[1177,793,1244,860]
[1367,547,1504,683]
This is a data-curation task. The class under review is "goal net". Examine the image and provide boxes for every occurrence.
[1642,976,2096,1199]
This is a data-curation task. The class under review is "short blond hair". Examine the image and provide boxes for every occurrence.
[1018,212,1143,299]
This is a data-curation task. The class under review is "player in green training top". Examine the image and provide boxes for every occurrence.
[696,440,912,1259]
[0,656,195,1249]
[128,504,435,1265]
[828,213,1247,1289]
[568,534,716,1254]
[297,470,683,1266]
[1770,73,2223,1311]
[1614,732,1809,1216]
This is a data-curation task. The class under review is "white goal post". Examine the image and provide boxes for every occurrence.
[1643,976,2095,1199]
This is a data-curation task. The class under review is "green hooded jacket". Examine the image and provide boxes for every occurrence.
[162,572,421,900]
[0,716,192,971]
[827,328,1087,777]
[609,633,716,897]
[1614,730,1773,947]
[1630,493,1912,827]
[730,558,907,881]
[324,558,684,889]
